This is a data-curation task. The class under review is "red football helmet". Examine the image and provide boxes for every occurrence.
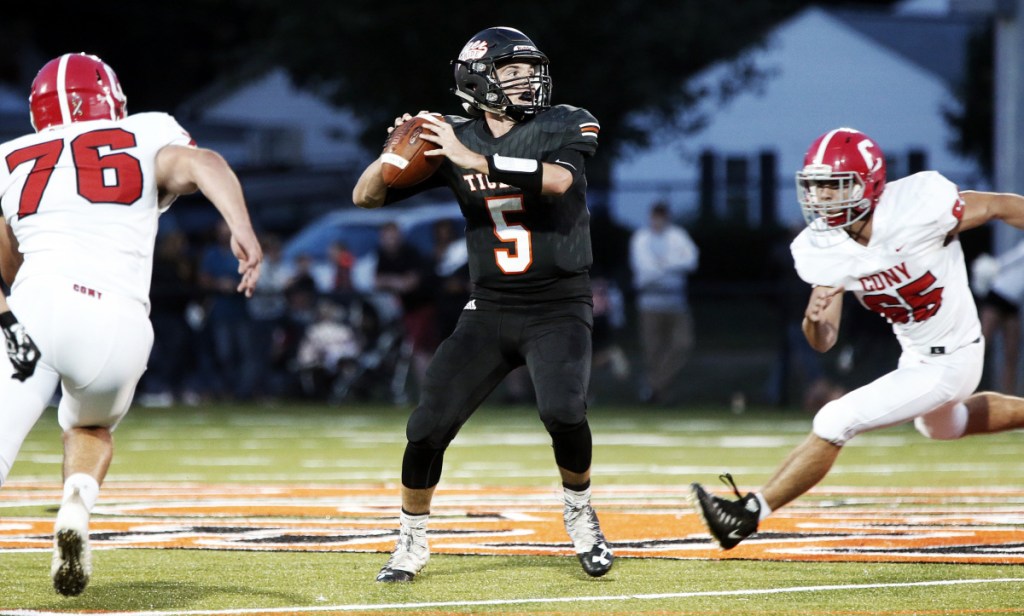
[29,53,127,132]
[796,127,886,230]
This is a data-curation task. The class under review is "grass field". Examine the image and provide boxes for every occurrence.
[2,402,1024,615]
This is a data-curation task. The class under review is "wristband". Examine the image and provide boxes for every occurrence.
[0,310,16,330]
[486,154,544,194]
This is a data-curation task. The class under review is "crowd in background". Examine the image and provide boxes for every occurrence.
[143,196,1013,412]
[138,214,636,407]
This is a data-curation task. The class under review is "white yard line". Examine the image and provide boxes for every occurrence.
[5,577,1024,615]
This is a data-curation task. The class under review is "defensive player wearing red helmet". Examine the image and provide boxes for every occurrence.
[692,127,1024,550]
[796,128,886,231]
[0,53,263,595]
[29,53,127,131]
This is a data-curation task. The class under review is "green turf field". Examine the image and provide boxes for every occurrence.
[2,402,1023,615]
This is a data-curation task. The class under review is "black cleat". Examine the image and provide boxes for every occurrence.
[690,473,760,550]
[375,567,416,583]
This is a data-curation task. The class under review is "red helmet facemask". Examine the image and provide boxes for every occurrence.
[29,53,127,132]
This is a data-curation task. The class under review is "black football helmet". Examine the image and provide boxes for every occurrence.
[452,27,552,121]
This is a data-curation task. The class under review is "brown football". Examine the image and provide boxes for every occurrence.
[380,114,444,189]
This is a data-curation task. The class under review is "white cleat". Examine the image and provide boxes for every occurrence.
[564,503,614,577]
[376,524,429,582]
[51,489,91,596]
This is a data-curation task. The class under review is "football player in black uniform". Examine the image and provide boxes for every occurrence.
[353,26,612,582]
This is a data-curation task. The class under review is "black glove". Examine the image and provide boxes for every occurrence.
[0,310,40,381]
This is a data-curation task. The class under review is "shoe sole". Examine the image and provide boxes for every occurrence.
[52,528,89,596]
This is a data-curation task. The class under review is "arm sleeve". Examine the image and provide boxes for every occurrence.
[546,147,587,186]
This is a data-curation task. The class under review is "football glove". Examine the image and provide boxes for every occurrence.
[0,311,40,381]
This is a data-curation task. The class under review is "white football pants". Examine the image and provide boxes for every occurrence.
[0,275,153,485]
[813,339,984,446]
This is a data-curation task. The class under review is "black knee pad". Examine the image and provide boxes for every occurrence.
[537,396,588,435]
[550,419,592,474]
[406,404,456,450]
[401,442,446,489]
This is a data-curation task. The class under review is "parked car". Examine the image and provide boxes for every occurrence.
[282,200,465,293]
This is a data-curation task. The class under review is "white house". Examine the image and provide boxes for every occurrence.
[180,68,365,169]
[609,6,987,230]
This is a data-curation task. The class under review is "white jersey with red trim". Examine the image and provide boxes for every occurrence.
[791,171,980,355]
[0,112,193,308]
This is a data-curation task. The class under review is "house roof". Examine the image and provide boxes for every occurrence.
[608,6,986,229]
[830,7,987,87]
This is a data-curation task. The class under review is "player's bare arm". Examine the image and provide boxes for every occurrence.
[155,145,263,297]
[802,285,844,353]
[353,112,425,209]
[955,191,1024,234]
[0,219,23,288]
[352,159,388,209]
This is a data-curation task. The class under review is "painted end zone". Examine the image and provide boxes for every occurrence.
[2,482,1024,565]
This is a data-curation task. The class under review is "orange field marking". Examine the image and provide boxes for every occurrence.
[3,482,1024,564]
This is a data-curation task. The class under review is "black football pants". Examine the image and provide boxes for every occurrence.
[402,303,593,489]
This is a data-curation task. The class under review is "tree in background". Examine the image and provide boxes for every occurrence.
[945,19,994,182]
[0,0,900,186]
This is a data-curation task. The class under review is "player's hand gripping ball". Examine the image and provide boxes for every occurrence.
[380,113,444,189]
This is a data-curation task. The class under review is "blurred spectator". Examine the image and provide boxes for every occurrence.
[274,253,321,392]
[374,222,439,397]
[285,254,320,316]
[246,233,295,399]
[328,240,358,295]
[591,277,629,384]
[295,300,362,399]
[629,201,699,404]
[432,219,470,339]
[197,220,259,400]
[972,241,1024,394]
[139,230,197,406]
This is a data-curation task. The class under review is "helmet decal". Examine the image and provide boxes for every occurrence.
[459,40,489,62]
[452,27,552,122]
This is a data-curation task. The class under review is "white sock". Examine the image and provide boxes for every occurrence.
[563,485,592,509]
[63,473,100,512]
[754,492,772,521]
[399,510,429,532]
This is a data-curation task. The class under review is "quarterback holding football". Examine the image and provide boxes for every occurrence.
[353,26,612,582]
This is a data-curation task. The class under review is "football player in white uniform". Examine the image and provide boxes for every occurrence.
[0,53,262,595]
[691,127,1024,549]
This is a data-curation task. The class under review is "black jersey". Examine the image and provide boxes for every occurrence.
[385,105,599,305]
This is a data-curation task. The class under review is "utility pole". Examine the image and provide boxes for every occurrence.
[953,0,1023,252]
[993,0,1024,252]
